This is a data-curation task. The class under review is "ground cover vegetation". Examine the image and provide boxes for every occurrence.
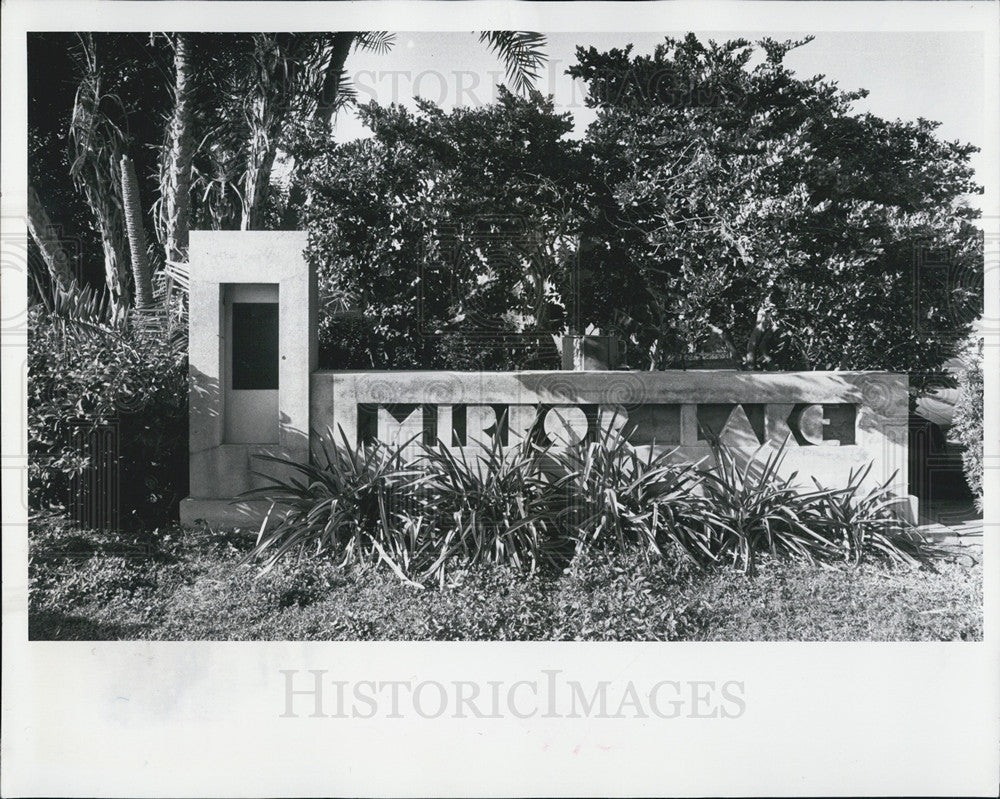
[29,513,982,641]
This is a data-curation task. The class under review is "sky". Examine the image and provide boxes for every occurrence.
[332,31,987,206]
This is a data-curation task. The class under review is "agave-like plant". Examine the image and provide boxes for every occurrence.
[548,418,709,564]
[415,415,575,582]
[238,420,947,586]
[698,436,943,573]
[697,437,841,573]
[241,426,425,584]
[810,463,939,568]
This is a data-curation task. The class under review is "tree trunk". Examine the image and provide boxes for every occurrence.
[316,33,356,127]
[79,165,131,313]
[744,298,775,369]
[163,32,195,262]
[121,155,155,309]
[241,118,279,230]
[240,34,290,230]
[99,221,131,313]
[26,185,76,292]
[707,322,740,365]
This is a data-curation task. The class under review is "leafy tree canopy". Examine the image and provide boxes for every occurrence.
[28,30,548,312]
[303,88,586,369]
[569,34,983,387]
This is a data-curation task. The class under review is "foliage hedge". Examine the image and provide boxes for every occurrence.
[28,307,188,528]
[952,336,984,510]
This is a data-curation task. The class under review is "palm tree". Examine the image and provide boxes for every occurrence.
[161,33,195,263]
[68,33,131,313]
[160,31,547,245]
[26,184,76,294]
[38,30,548,320]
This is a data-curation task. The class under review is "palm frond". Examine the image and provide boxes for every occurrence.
[355,31,396,56]
[68,33,132,311]
[478,31,547,95]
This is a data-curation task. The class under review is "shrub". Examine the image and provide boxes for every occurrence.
[242,428,423,580]
[810,463,937,567]
[698,440,940,572]
[303,92,584,372]
[952,336,984,510]
[244,423,576,585]
[28,306,188,528]
[696,440,842,572]
[317,314,378,370]
[416,427,575,580]
[549,422,707,563]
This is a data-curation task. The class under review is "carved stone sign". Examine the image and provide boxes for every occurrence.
[310,370,909,514]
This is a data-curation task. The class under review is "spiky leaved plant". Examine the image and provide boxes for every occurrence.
[68,33,131,315]
[697,437,841,573]
[241,427,425,586]
[810,463,940,568]
[415,415,575,583]
[548,417,709,565]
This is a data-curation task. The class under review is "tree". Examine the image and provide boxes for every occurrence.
[67,33,132,313]
[952,335,984,510]
[160,31,546,244]
[26,185,76,294]
[277,32,548,231]
[29,33,171,311]
[29,31,548,306]
[569,35,983,386]
[301,89,584,369]
[161,33,194,263]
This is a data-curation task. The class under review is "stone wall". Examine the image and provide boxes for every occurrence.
[310,369,910,510]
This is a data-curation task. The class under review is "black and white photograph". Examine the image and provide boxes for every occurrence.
[2,1,998,796]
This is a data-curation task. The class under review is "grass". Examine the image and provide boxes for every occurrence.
[28,514,982,642]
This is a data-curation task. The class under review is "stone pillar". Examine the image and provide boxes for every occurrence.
[179,231,316,528]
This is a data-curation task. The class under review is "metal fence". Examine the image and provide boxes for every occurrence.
[68,419,120,531]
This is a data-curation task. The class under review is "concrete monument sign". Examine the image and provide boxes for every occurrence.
[180,231,911,527]
[311,369,910,506]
